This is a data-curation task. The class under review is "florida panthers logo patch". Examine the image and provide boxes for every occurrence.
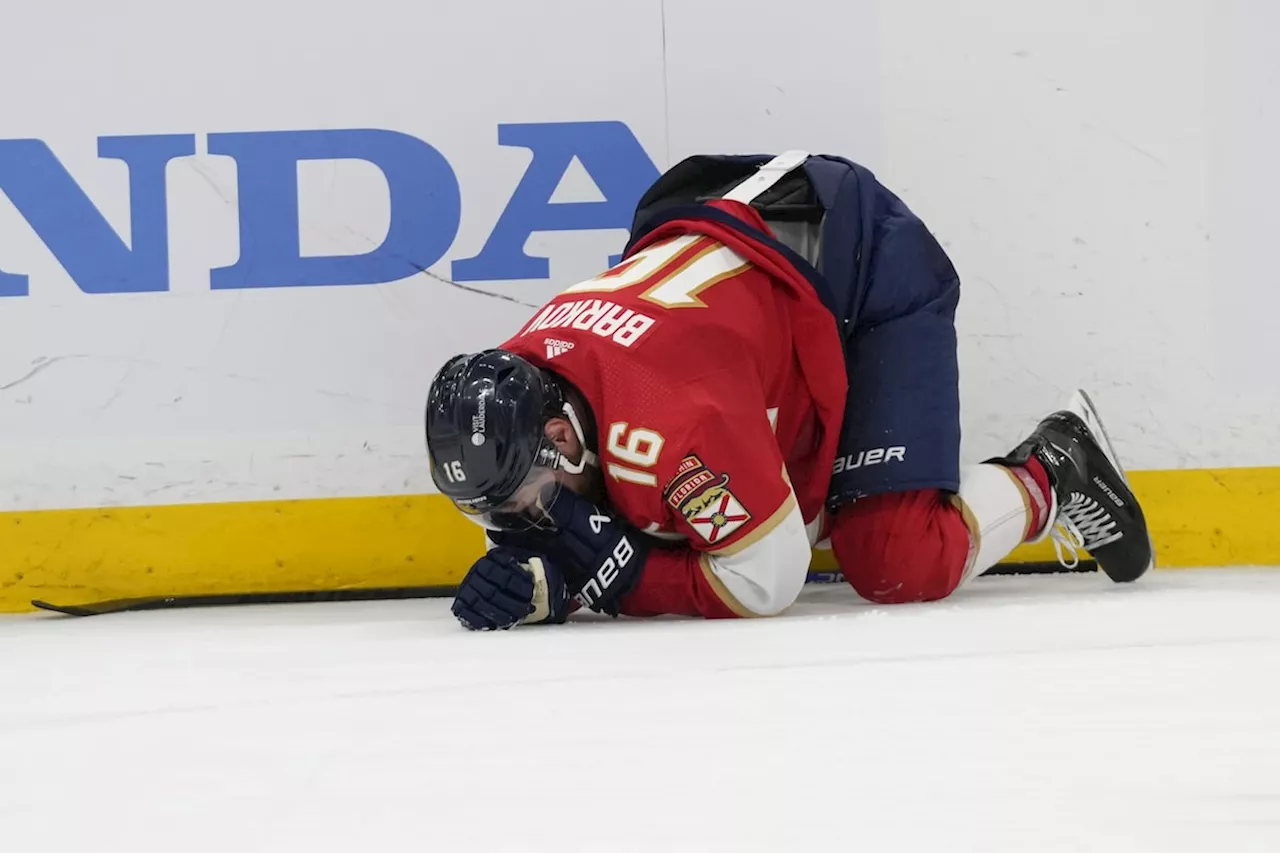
[664,455,752,544]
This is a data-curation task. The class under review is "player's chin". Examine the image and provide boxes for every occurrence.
[560,467,606,505]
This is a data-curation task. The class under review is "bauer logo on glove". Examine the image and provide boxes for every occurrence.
[571,516,637,610]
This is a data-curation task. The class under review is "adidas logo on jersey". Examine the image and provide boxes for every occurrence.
[545,338,575,359]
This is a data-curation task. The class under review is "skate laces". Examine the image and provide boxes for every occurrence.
[1050,516,1087,569]
[1051,492,1123,569]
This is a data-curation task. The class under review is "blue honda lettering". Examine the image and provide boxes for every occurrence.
[208,129,461,290]
[451,121,661,282]
[0,135,195,297]
[0,122,657,297]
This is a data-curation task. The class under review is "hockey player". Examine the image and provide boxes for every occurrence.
[425,152,1155,630]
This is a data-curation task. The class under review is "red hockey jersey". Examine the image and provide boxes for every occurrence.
[501,201,847,619]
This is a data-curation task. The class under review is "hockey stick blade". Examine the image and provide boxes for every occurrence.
[31,561,1099,617]
[31,586,458,618]
[802,560,1097,586]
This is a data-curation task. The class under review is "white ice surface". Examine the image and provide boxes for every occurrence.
[2,569,1279,853]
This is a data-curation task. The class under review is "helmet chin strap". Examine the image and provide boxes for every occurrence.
[556,401,598,475]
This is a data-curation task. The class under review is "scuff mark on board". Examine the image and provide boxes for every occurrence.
[0,355,87,391]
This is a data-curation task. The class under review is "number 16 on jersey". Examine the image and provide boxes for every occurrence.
[605,422,665,487]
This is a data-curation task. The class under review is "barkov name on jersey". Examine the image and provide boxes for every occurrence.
[519,298,656,349]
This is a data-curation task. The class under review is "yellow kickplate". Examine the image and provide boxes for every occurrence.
[3,467,1277,612]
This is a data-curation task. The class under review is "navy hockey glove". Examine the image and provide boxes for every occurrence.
[539,488,650,617]
[451,546,571,631]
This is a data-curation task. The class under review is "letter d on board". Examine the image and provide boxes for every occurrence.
[208,130,461,289]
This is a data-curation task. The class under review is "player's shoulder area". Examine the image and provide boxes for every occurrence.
[500,290,671,358]
[499,318,703,419]
[501,299,752,381]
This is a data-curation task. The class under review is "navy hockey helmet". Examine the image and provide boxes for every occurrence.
[425,349,595,530]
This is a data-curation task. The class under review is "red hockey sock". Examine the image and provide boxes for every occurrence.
[1009,457,1053,539]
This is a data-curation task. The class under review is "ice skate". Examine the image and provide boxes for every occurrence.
[992,390,1156,583]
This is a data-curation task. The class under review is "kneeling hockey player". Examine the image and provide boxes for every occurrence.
[424,151,1156,630]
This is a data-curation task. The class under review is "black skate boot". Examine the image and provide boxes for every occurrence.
[990,390,1155,583]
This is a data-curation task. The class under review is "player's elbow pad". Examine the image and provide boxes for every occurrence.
[703,501,811,616]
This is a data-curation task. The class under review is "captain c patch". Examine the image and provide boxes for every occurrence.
[664,455,752,545]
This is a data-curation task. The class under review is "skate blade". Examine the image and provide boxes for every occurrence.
[1065,389,1129,487]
